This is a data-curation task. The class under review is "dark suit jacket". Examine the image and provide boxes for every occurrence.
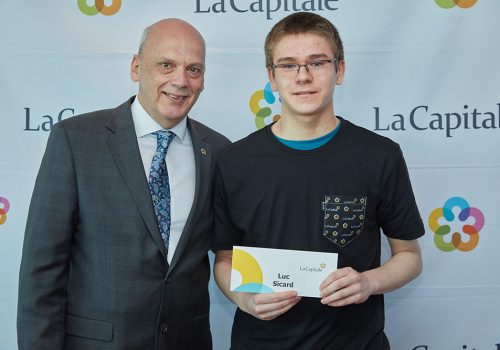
[17,97,231,350]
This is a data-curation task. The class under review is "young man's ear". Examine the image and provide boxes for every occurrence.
[335,60,345,85]
[267,66,278,91]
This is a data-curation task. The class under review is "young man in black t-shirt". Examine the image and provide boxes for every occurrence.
[213,12,424,350]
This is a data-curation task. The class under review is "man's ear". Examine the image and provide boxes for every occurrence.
[335,60,345,85]
[130,54,140,82]
[267,66,278,92]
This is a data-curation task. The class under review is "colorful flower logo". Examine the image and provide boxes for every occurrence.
[249,82,281,129]
[0,197,11,225]
[435,0,478,9]
[77,0,121,16]
[428,196,485,252]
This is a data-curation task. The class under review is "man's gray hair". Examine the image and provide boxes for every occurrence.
[138,25,151,56]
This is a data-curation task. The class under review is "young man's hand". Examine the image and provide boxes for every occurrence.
[319,267,373,307]
[234,291,301,320]
[214,249,301,320]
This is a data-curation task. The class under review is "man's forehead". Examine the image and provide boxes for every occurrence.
[145,23,204,51]
[273,34,334,58]
[274,53,330,63]
[143,36,205,61]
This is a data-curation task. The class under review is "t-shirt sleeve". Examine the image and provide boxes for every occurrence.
[211,162,245,251]
[377,145,425,240]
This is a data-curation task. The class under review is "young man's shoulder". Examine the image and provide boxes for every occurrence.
[341,117,401,153]
[217,126,268,158]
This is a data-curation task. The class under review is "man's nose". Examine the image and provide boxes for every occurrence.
[296,63,312,82]
[171,67,189,87]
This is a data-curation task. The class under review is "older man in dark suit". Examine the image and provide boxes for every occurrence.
[17,18,230,350]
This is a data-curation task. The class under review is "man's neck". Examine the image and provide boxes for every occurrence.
[271,113,339,140]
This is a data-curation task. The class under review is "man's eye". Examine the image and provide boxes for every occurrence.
[188,67,202,73]
[160,62,173,69]
[309,61,326,68]
[280,64,297,70]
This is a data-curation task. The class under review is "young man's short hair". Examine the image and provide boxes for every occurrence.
[264,12,344,70]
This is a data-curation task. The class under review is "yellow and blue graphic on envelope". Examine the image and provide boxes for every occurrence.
[231,249,275,293]
[230,246,338,298]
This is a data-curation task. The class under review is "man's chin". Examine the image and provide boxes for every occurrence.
[152,111,187,129]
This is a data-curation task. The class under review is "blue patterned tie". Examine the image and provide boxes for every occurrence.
[149,130,175,255]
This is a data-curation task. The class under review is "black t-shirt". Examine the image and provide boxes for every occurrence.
[213,118,424,350]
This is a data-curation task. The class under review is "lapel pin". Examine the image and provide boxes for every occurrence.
[201,148,207,156]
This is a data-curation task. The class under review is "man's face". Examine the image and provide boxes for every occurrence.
[268,33,344,120]
[131,20,205,129]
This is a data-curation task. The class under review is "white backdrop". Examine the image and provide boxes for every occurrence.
[1,1,499,349]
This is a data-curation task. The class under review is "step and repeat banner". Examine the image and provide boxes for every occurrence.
[1,1,499,349]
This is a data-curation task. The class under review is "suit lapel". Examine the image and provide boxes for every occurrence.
[105,98,167,260]
[168,118,213,273]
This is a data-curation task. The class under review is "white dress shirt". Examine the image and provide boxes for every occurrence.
[131,98,196,263]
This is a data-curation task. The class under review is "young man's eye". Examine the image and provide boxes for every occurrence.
[309,61,326,68]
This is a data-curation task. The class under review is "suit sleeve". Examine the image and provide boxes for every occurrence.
[17,122,78,349]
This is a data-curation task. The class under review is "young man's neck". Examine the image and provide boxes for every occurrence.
[271,113,339,140]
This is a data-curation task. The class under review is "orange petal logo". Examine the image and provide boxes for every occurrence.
[77,0,121,16]
[428,197,485,252]
[435,0,478,9]
[0,197,10,225]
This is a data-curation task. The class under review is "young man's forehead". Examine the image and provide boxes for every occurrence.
[272,33,335,56]
[274,53,330,63]
[274,32,334,46]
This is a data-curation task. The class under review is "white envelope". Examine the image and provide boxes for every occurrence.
[230,246,338,298]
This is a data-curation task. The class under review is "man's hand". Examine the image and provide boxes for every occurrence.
[319,238,422,307]
[234,290,301,321]
[214,249,301,320]
[319,267,373,307]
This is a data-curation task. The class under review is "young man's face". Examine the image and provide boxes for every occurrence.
[268,33,344,121]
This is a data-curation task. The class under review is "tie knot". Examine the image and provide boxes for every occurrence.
[154,130,174,154]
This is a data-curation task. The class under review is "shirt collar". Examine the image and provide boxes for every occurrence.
[131,96,188,142]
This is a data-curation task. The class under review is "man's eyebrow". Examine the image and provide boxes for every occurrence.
[274,53,330,64]
[156,57,204,67]
[187,62,205,67]
[274,56,296,64]
[157,57,175,63]
[307,53,330,60]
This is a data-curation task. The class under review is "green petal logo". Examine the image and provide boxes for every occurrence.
[78,0,121,16]
[249,82,281,129]
[435,0,478,9]
[428,197,485,252]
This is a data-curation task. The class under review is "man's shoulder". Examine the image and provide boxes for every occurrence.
[187,118,231,149]
[60,108,112,128]
[55,98,132,133]
[218,126,267,157]
[341,118,400,152]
